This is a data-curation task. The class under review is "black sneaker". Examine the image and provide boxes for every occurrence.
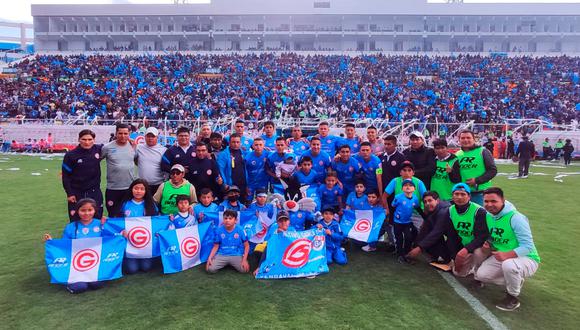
[496,294,520,312]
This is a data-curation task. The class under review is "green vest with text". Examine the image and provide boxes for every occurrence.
[160,182,191,215]
[455,147,492,191]
[449,202,480,246]
[486,211,541,263]
[431,157,457,201]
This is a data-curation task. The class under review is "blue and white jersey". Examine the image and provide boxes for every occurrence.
[193,202,220,222]
[244,150,270,189]
[346,192,370,210]
[392,193,420,224]
[247,203,276,219]
[218,200,247,212]
[354,154,381,190]
[294,169,319,186]
[314,135,340,155]
[300,150,332,184]
[331,157,362,191]
[261,134,278,151]
[288,211,315,231]
[317,184,343,209]
[214,225,247,256]
[173,211,197,229]
[340,137,361,153]
[62,219,103,239]
[288,139,310,157]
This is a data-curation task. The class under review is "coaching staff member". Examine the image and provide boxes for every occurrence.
[62,129,103,221]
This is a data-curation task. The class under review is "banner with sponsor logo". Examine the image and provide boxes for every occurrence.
[340,209,386,243]
[45,236,126,284]
[103,216,172,258]
[157,222,213,274]
[255,229,329,279]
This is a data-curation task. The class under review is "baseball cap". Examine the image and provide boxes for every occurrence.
[401,160,415,170]
[170,164,185,173]
[226,185,240,193]
[409,131,424,139]
[277,210,290,221]
[322,207,335,214]
[284,154,295,160]
[402,179,415,187]
[145,127,159,136]
[452,183,471,195]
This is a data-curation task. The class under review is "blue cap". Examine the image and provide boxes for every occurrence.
[284,154,295,160]
[402,179,415,187]
[452,183,471,195]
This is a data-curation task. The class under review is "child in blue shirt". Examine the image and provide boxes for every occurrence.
[118,179,159,218]
[43,198,105,294]
[362,189,392,252]
[247,188,276,219]
[346,181,370,210]
[392,179,421,264]
[115,179,159,275]
[316,171,343,214]
[294,156,319,187]
[171,195,197,228]
[316,208,347,265]
[219,186,247,212]
[206,210,250,274]
[194,188,220,224]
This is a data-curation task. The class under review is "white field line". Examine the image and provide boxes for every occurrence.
[439,272,509,330]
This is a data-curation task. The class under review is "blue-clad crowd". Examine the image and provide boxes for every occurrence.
[3,53,579,126]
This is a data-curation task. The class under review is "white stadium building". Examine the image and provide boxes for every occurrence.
[31,0,580,53]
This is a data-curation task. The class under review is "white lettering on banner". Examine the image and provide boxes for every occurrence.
[68,237,102,284]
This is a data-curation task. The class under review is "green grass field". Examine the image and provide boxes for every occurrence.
[0,154,578,329]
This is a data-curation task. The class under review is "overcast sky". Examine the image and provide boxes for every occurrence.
[2,0,579,23]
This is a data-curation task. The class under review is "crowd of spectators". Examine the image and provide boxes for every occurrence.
[1,53,579,126]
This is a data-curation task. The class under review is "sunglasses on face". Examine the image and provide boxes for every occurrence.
[170,171,183,176]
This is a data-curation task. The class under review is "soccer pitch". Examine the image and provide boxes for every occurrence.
[0,155,578,329]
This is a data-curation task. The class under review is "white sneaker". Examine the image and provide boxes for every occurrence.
[522,175,528,179]
[362,245,377,252]
[508,176,520,180]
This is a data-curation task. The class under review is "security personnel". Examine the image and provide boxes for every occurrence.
[452,130,497,205]
[431,138,460,201]
[62,129,103,221]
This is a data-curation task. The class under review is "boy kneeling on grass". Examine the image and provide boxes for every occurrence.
[206,210,250,274]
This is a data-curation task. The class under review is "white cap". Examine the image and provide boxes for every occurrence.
[409,131,424,139]
[145,127,159,136]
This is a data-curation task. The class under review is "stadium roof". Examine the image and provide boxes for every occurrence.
[31,0,580,17]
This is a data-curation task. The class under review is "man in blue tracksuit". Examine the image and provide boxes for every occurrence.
[62,129,103,221]
[317,207,347,265]
[216,133,248,204]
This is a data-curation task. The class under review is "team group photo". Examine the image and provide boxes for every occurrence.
[0,0,579,329]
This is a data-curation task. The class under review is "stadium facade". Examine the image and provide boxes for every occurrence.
[31,0,580,53]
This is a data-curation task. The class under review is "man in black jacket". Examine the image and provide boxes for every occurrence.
[403,131,436,190]
[407,183,489,277]
[61,129,103,221]
[411,191,452,268]
[512,135,535,179]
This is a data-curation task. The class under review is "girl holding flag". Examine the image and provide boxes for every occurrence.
[44,198,105,294]
[115,179,160,274]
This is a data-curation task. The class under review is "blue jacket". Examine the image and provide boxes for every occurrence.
[319,220,344,251]
[216,147,248,186]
